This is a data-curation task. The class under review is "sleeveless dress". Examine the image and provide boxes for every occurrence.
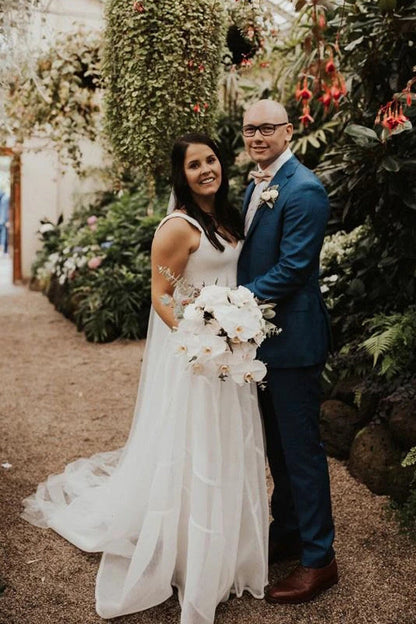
[22,213,269,623]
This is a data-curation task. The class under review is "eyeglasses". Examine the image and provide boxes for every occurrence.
[242,122,288,137]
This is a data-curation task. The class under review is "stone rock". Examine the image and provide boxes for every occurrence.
[330,377,378,423]
[320,399,361,459]
[330,376,361,405]
[349,424,401,495]
[389,401,416,449]
[356,390,380,424]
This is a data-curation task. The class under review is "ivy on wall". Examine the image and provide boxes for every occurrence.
[102,0,226,180]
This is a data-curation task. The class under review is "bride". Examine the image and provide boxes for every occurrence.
[22,133,269,623]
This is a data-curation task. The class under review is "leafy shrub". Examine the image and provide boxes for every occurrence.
[32,185,167,342]
[73,260,151,342]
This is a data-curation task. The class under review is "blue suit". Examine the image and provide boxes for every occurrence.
[238,154,335,567]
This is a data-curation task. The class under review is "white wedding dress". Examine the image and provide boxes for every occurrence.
[22,213,269,623]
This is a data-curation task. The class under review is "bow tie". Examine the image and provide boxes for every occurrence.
[248,169,272,185]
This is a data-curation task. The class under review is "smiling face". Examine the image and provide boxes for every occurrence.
[184,143,222,205]
[243,100,293,169]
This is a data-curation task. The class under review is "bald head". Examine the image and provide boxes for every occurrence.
[242,99,293,169]
[243,100,289,125]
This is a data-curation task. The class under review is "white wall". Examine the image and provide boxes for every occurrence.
[21,137,109,276]
[33,0,104,39]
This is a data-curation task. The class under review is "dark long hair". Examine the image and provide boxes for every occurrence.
[171,133,244,251]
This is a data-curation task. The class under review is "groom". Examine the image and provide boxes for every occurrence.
[237,100,338,604]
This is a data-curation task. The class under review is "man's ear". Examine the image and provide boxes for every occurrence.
[285,124,294,143]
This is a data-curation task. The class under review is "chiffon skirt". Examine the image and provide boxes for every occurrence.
[22,311,269,623]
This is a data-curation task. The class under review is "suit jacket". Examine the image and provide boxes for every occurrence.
[237,154,331,368]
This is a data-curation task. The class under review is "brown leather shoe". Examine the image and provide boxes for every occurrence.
[268,538,302,565]
[266,558,338,604]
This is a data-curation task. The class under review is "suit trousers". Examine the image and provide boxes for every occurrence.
[259,364,335,568]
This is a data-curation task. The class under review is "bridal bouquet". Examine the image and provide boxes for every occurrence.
[164,279,280,385]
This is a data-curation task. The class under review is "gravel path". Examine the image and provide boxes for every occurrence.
[1,289,415,624]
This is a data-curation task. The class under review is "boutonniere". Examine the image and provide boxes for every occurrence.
[260,185,279,209]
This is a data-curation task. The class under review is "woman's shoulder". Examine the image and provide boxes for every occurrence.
[156,210,203,234]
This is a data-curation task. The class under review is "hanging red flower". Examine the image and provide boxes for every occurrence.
[325,57,336,74]
[378,102,409,132]
[133,1,145,13]
[299,104,314,127]
[296,78,313,102]
[319,88,332,113]
[240,57,253,68]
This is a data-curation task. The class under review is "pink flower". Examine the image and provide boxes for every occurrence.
[88,256,103,270]
[87,215,97,226]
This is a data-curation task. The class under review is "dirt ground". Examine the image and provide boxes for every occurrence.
[1,288,415,624]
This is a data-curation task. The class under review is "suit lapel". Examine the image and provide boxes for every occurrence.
[244,155,299,242]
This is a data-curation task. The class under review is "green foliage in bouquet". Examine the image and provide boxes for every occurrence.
[103,0,225,179]
[3,29,103,170]
[32,186,168,342]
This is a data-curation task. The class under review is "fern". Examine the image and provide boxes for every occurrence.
[361,326,401,366]
[360,307,416,379]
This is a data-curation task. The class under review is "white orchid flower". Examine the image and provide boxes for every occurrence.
[229,341,258,361]
[170,331,199,358]
[195,334,228,362]
[214,307,262,341]
[228,285,255,307]
[230,359,267,386]
[194,285,229,311]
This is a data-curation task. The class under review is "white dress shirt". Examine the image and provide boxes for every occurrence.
[244,147,293,235]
